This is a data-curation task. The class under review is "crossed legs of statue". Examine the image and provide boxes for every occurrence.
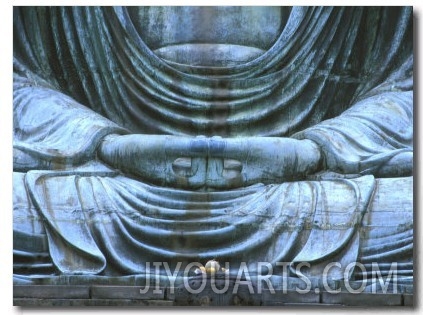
[13,167,412,290]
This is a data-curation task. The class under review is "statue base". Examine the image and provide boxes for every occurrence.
[14,274,413,307]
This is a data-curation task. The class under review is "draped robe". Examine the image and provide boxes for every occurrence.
[13,7,413,284]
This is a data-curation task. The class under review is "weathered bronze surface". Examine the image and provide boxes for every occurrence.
[13,6,413,302]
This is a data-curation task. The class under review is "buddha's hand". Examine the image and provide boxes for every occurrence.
[98,134,322,189]
[98,134,210,189]
[206,137,322,188]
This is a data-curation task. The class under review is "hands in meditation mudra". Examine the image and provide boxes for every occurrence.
[99,135,321,189]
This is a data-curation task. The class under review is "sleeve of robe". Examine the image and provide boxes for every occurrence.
[13,7,129,172]
[293,56,413,178]
[13,59,129,172]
